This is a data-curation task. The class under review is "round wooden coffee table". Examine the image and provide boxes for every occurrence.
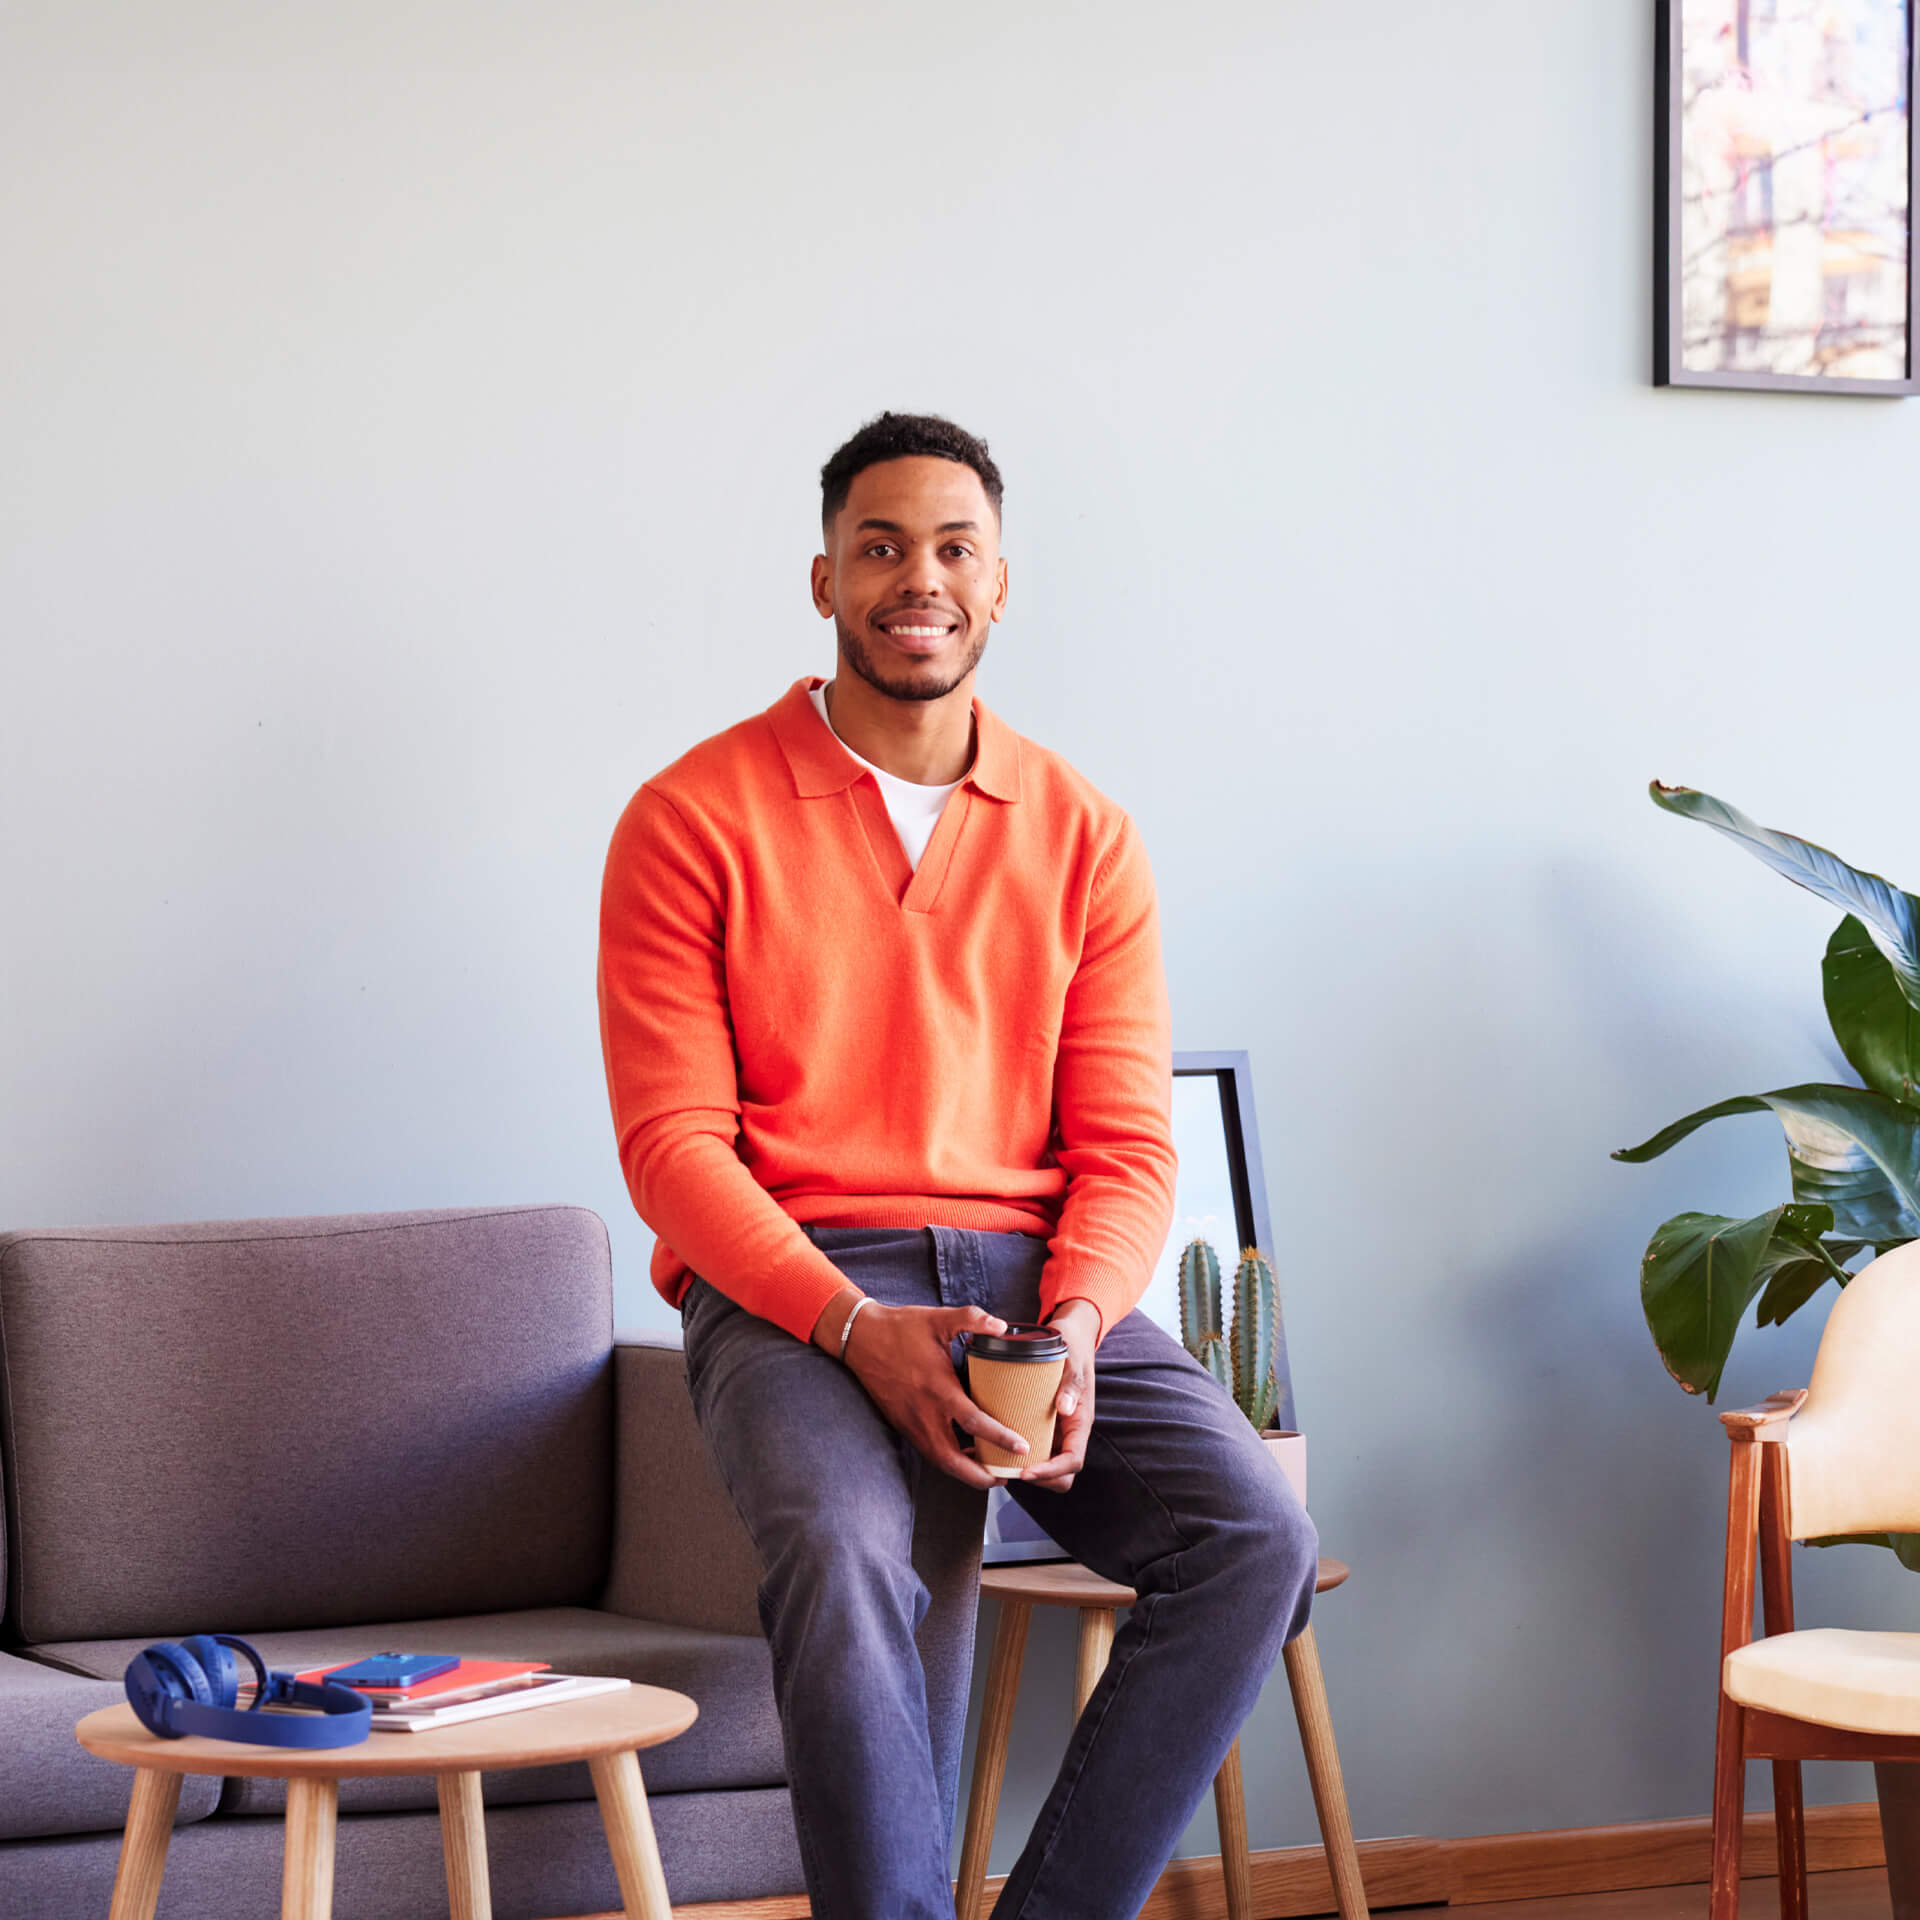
[75,1683,698,1920]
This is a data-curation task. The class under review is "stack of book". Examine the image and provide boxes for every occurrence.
[294,1658,631,1733]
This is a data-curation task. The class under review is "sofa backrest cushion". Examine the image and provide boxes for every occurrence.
[0,1206,613,1643]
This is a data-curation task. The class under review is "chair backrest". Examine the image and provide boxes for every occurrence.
[0,1205,614,1644]
[1786,1238,1920,1540]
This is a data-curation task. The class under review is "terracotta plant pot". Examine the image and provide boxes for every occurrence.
[1261,1428,1307,1511]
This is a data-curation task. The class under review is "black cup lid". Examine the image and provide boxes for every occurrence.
[965,1323,1068,1361]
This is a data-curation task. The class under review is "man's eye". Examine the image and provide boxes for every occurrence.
[946,545,973,559]
[867,544,897,559]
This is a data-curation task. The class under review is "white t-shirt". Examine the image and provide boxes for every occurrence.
[808,681,966,873]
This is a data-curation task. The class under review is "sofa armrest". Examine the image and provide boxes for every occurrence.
[601,1334,764,1637]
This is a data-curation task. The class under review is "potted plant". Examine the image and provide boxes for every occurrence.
[1176,1238,1306,1508]
[1615,782,1920,1875]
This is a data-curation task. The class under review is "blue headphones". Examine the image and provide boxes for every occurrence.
[124,1635,371,1748]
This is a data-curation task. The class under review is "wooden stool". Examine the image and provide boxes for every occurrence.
[955,1556,1367,1920]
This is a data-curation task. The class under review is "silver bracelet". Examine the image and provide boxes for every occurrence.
[837,1294,872,1361]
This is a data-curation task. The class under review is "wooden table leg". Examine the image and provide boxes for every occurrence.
[1213,1738,1253,1920]
[1074,1606,1117,1719]
[108,1767,181,1920]
[282,1776,339,1920]
[590,1748,673,1920]
[437,1769,494,1919]
[956,1596,1031,1920]
[1282,1626,1370,1920]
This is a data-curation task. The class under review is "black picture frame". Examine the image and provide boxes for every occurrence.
[1174,1052,1277,1301]
[981,1050,1293,1566]
[1655,0,1919,395]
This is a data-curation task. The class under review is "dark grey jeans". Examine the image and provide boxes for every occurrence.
[679,1224,1318,1920]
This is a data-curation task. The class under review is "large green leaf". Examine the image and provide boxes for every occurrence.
[1768,1084,1920,1241]
[1807,1531,1920,1572]
[1650,785,1920,1009]
[1615,1082,1920,1244]
[1613,1095,1768,1162]
[1751,1239,1864,1327]
[1640,1203,1834,1400]
[1825,916,1920,1107]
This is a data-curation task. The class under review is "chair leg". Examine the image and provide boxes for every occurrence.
[1876,1763,1920,1920]
[1282,1626,1370,1920]
[1074,1606,1117,1718]
[1213,1738,1254,1920]
[955,1597,1031,1920]
[1772,1758,1807,1920]
[1710,1696,1747,1920]
[1755,1447,1804,1920]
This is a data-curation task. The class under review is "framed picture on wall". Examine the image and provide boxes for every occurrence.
[1655,0,1918,394]
[982,1050,1294,1566]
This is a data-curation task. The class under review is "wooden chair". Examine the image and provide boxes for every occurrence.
[955,1556,1368,1920]
[1709,1239,1920,1920]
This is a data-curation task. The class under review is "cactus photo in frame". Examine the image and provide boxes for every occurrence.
[1175,1240,1285,1435]
[983,1052,1293,1565]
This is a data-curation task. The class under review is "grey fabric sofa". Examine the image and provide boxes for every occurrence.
[0,1205,983,1918]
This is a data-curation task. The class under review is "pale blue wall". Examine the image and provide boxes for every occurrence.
[4,0,1916,1868]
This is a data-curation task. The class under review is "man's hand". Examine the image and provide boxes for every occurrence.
[1020,1298,1100,1492]
[835,1298,1038,1490]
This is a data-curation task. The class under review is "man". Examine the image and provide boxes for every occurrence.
[598,413,1316,1919]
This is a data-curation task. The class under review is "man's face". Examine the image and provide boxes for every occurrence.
[811,456,1008,704]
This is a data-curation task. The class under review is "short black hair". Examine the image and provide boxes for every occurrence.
[820,412,1004,532]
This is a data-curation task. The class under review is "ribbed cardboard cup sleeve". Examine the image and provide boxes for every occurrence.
[967,1354,1066,1476]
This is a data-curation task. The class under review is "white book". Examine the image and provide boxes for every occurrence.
[368,1672,631,1733]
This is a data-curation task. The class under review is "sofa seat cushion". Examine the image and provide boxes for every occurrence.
[35,1605,781,1817]
[0,1652,220,1839]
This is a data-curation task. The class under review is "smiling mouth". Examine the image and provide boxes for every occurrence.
[876,616,960,649]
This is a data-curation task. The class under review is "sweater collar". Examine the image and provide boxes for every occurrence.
[768,676,1021,803]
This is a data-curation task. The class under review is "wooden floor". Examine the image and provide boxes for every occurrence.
[556,1868,1895,1920]
[1453,1868,1892,1920]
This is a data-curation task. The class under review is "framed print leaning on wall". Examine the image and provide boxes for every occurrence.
[1655,0,1917,393]
[982,1051,1294,1567]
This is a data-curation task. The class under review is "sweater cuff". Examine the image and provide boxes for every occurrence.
[1039,1259,1146,1348]
[1045,1295,1108,1346]
[749,1242,864,1345]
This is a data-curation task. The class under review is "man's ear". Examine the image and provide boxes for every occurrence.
[991,555,1009,623]
[810,550,834,618]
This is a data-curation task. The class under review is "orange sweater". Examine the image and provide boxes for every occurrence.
[596,677,1176,1344]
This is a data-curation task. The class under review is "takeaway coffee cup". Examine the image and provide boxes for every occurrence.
[963,1325,1069,1476]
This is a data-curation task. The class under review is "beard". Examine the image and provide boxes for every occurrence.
[835,614,989,704]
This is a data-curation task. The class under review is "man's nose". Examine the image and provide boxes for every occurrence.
[902,550,946,596]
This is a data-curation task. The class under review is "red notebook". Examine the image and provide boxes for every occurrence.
[296,1658,550,1700]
